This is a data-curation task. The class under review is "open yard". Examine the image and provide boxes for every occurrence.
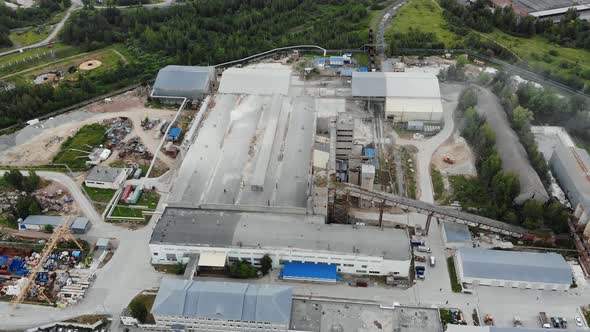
[83,184,116,214]
[53,123,107,169]
[9,28,50,48]
[111,190,159,219]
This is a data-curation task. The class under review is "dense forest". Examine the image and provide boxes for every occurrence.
[62,0,372,64]
[453,88,571,234]
[0,0,70,47]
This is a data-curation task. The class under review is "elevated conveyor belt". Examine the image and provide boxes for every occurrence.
[335,183,529,238]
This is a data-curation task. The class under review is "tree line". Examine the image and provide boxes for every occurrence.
[0,0,70,48]
[453,87,570,233]
[61,0,371,64]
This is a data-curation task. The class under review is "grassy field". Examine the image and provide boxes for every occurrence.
[9,28,50,48]
[447,256,462,293]
[431,166,445,203]
[0,44,81,78]
[53,123,107,169]
[387,0,590,87]
[83,184,116,214]
[112,190,160,218]
[129,292,156,324]
[6,47,125,85]
[387,0,460,47]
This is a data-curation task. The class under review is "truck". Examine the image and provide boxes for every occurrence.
[539,312,551,328]
[417,246,431,253]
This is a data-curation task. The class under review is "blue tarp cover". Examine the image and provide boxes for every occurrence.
[359,67,369,72]
[280,262,338,281]
[365,148,376,166]
[168,127,181,139]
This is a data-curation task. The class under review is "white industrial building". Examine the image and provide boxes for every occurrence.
[19,215,65,231]
[84,166,128,189]
[351,72,443,123]
[151,65,216,102]
[549,141,590,228]
[455,248,572,291]
[149,208,412,278]
[151,278,292,332]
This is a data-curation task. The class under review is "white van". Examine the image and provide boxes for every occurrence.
[429,256,436,267]
[417,246,431,253]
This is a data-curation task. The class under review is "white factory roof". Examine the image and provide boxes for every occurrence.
[152,279,292,324]
[530,4,590,17]
[385,97,444,118]
[457,248,572,285]
[352,72,441,98]
[198,252,227,267]
[218,68,291,95]
[151,208,412,261]
[447,325,581,332]
[362,164,375,175]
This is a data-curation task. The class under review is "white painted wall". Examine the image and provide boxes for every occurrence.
[149,243,411,278]
[154,315,287,332]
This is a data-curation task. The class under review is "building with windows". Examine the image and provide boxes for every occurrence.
[149,208,412,278]
[151,278,292,332]
[455,248,572,291]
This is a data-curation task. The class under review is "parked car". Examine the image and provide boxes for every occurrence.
[417,246,431,253]
[559,317,567,329]
[430,256,436,267]
[575,316,583,327]
[551,317,559,328]
[356,281,368,287]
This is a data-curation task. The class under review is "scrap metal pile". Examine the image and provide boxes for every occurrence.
[0,191,27,213]
[102,117,132,149]
[117,136,152,159]
[0,249,92,306]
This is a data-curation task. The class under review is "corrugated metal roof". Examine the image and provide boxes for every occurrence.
[86,166,125,183]
[152,65,214,99]
[443,222,472,243]
[352,72,441,98]
[21,215,64,226]
[457,248,572,285]
[70,217,89,230]
[151,279,292,324]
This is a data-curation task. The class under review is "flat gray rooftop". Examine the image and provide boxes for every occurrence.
[290,300,441,332]
[218,68,291,95]
[150,208,411,260]
[457,248,572,285]
[515,0,590,12]
[168,92,315,209]
[443,222,472,243]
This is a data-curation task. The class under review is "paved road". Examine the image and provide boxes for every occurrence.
[394,83,463,203]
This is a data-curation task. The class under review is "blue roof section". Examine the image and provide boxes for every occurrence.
[330,56,344,61]
[168,127,181,139]
[340,68,357,76]
[365,148,376,166]
[314,57,327,63]
[281,262,338,281]
[359,67,369,72]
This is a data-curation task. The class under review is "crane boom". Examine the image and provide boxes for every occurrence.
[12,216,82,305]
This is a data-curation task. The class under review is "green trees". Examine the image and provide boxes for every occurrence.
[260,254,272,275]
[43,224,54,233]
[128,298,148,324]
[14,195,41,219]
[229,260,258,279]
[3,170,41,192]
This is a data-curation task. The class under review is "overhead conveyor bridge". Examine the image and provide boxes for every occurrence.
[334,183,529,238]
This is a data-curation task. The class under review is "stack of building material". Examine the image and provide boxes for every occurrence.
[56,269,95,307]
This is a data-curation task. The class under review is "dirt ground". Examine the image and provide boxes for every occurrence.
[0,92,177,167]
[431,132,477,177]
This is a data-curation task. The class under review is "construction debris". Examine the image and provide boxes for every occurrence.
[117,136,152,159]
[102,117,132,149]
[0,191,28,213]
[33,189,74,214]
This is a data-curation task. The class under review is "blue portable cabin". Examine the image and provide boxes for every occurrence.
[340,68,357,77]
[168,127,181,141]
[359,67,369,72]
[329,56,344,67]
[364,147,376,166]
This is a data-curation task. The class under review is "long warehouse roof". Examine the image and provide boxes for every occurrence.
[218,68,291,95]
[152,279,292,324]
[457,248,572,285]
[152,65,215,99]
[150,208,411,261]
[352,72,441,98]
